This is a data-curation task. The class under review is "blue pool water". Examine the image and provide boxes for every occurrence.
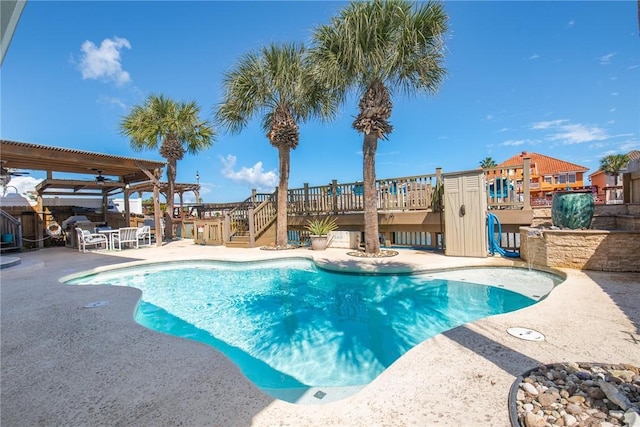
[64,258,561,399]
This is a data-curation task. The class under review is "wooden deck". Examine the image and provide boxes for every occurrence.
[174,161,534,249]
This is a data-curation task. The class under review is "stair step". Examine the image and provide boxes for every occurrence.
[225,241,250,248]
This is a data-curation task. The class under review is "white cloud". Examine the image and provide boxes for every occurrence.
[548,123,609,144]
[599,52,615,65]
[532,119,612,145]
[531,119,568,130]
[79,37,131,86]
[2,176,42,196]
[220,154,277,190]
[567,20,575,28]
[486,114,494,120]
[528,54,539,60]
[97,95,127,110]
[501,139,526,146]
[497,127,510,133]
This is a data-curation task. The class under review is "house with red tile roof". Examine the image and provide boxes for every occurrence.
[494,151,590,204]
[588,150,640,204]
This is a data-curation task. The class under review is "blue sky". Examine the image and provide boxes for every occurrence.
[2,1,639,203]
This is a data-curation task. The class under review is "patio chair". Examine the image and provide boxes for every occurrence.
[112,227,139,250]
[136,225,152,247]
[76,228,108,253]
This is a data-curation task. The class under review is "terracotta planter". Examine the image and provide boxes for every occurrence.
[310,235,328,250]
[551,190,594,229]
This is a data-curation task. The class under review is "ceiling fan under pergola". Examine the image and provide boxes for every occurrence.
[0,166,30,192]
[91,169,115,185]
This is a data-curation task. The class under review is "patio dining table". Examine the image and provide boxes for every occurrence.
[100,229,121,251]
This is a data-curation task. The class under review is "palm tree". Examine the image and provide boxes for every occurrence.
[311,0,448,254]
[600,153,630,186]
[215,42,339,247]
[120,94,215,239]
[479,157,497,169]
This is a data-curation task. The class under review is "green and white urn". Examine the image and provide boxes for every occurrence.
[551,190,595,229]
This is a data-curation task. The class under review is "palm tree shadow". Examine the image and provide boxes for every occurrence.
[443,325,543,377]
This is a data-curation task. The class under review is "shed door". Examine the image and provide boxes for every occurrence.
[444,171,487,257]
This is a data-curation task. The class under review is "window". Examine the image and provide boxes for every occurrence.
[544,176,552,184]
[555,173,577,185]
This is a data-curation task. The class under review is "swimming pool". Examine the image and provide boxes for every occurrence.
[64,258,563,403]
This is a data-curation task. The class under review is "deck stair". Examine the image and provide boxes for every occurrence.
[225,192,277,248]
[0,209,22,254]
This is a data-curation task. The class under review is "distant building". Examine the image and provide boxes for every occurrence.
[495,151,590,205]
[588,150,640,204]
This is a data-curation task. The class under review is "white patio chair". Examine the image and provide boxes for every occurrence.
[112,227,139,250]
[136,225,152,247]
[76,228,108,252]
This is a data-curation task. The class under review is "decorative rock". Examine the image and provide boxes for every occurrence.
[538,390,561,406]
[609,410,625,420]
[521,382,539,396]
[567,395,586,404]
[563,413,578,426]
[513,363,640,427]
[624,409,640,427]
[565,403,583,415]
[598,379,632,410]
[524,411,546,427]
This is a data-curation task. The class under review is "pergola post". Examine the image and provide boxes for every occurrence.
[153,169,163,247]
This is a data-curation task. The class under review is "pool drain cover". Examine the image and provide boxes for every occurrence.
[507,327,545,341]
[314,390,326,399]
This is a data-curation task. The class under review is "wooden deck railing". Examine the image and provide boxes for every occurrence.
[287,172,442,215]
[251,193,277,241]
[226,191,272,240]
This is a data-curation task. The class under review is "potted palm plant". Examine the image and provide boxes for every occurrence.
[305,216,337,250]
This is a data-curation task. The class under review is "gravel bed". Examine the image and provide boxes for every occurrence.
[511,362,640,427]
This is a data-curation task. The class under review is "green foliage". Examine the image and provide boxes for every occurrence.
[600,154,630,186]
[120,94,215,157]
[430,179,444,213]
[305,216,338,236]
[479,157,497,169]
[309,0,449,254]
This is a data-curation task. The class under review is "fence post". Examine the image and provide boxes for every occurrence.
[248,207,255,248]
[331,179,338,214]
[303,183,309,214]
[223,210,230,243]
[523,157,531,209]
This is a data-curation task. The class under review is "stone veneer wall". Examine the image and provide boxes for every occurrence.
[523,204,640,272]
[520,228,640,272]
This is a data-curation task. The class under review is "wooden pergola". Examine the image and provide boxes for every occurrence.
[1,139,168,246]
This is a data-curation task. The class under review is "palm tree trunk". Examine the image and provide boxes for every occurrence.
[165,158,177,239]
[276,146,290,247]
[363,133,380,254]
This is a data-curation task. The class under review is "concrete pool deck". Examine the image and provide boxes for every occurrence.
[1,240,638,426]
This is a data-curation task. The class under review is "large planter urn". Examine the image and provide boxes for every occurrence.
[551,190,595,229]
[310,235,329,250]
